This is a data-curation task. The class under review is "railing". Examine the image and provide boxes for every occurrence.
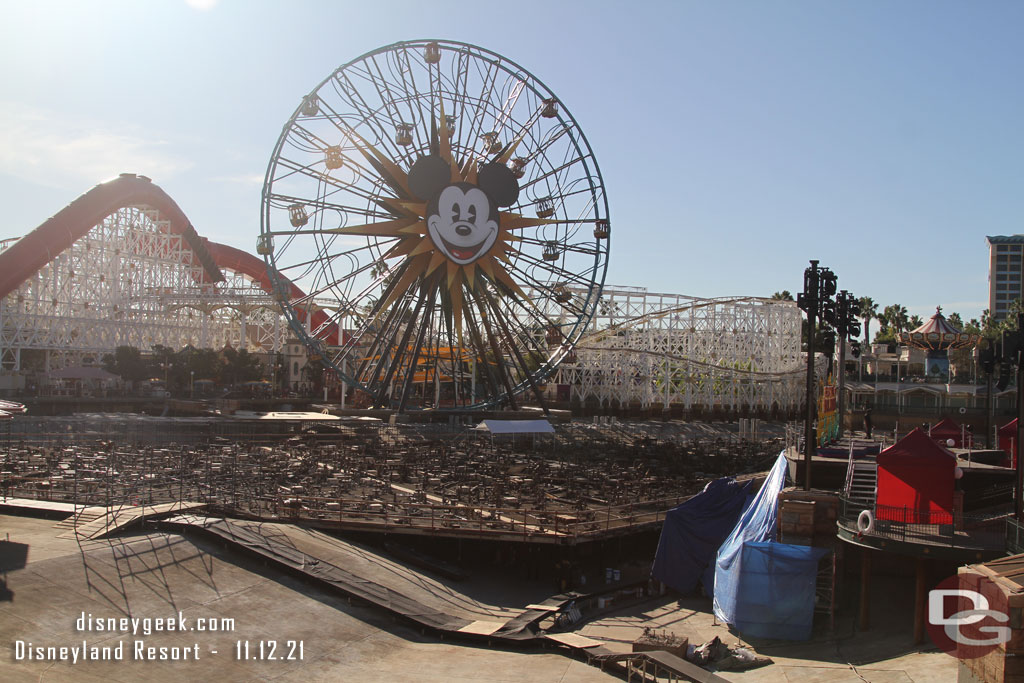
[1007,518,1024,555]
[842,442,855,497]
[228,492,692,541]
[838,497,1007,552]
[3,479,697,543]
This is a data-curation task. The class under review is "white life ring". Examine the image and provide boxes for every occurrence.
[857,509,875,534]
[959,407,967,415]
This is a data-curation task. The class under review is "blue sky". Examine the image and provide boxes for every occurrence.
[1,0,1020,324]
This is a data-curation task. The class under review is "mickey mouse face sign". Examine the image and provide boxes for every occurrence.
[428,184,497,265]
[409,155,519,266]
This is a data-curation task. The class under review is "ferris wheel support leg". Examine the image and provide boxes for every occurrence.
[397,295,434,413]
[464,304,502,404]
[472,294,519,411]
[484,288,550,416]
[375,292,427,408]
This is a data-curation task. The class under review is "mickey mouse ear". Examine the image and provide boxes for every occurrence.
[408,155,451,201]
[478,162,519,207]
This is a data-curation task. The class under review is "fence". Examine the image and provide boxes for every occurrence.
[839,497,1007,552]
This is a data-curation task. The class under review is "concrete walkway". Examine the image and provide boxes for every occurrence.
[577,587,956,682]
[0,514,612,682]
[0,511,958,682]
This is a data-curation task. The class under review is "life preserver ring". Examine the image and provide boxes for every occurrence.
[857,509,875,534]
[959,407,967,415]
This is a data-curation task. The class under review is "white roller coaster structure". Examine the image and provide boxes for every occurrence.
[543,286,806,413]
[0,205,287,375]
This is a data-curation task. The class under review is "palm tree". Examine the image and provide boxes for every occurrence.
[998,299,1024,335]
[882,304,909,334]
[980,308,998,340]
[771,291,794,301]
[858,296,877,345]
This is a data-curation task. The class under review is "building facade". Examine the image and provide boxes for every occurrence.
[987,235,1024,321]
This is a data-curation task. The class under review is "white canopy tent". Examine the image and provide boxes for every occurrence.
[474,419,555,434]
[473,419,555,449]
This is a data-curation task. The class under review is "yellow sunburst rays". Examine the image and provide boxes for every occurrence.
[322,102,556,349]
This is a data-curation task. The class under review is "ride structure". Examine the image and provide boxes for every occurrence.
[0,175,291,380]
[549,286,805,414]
[0,40,806,416]
[898,306,980,381]
[259,39,611,411]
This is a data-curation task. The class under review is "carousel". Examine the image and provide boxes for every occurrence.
[898,307,980,381]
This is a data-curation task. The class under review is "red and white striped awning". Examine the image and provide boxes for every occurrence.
[899,307,979,351]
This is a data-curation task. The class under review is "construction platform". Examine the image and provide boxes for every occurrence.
[2,419,783,546]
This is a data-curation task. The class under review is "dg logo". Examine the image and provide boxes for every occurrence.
[927,574,1012,659]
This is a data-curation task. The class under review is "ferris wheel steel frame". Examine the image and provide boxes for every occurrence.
[259,39,610,411]
[548,287,807,413]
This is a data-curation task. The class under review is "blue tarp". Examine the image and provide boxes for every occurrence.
[732,542,828,640]
[711,452,788,624]
[650,477,753,595]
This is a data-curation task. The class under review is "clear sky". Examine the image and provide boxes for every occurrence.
[1,0,1020,324]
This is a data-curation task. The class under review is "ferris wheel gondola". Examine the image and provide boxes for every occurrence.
[259,39,610,410]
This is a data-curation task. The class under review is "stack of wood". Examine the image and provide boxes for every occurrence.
[777,488,839,547]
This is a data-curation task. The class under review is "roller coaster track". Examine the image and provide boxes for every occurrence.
[0,173,340,344]
[578,296,805,378]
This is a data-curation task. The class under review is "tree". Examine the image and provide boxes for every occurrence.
[149,344,177,386]
[858,296,878,346]
[771,290,794,301]
[876,304,909,343]
[963,318,983,336]
[220,347,264,386]
[102,346,149,383]
[171,346,221,392]
[908,314,923,329]
[996,299,1024,337]
[947,317,981,383]
[978,309,999,340]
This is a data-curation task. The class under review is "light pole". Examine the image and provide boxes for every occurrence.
[797,260,838,491]
[190,371,194,399]
[992,319,1024,520]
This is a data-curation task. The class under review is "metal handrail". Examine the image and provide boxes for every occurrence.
[838,496,1007,551]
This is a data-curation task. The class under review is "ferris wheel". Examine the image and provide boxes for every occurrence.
[259,39,610,410]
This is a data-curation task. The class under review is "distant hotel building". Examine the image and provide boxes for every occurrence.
[987,235,1024,321]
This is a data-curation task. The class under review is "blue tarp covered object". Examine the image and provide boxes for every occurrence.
[650,477,753,594]
[731,542,829,640]
[711,452,788,625]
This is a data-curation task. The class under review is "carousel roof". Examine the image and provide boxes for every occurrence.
[898,307,979,351]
